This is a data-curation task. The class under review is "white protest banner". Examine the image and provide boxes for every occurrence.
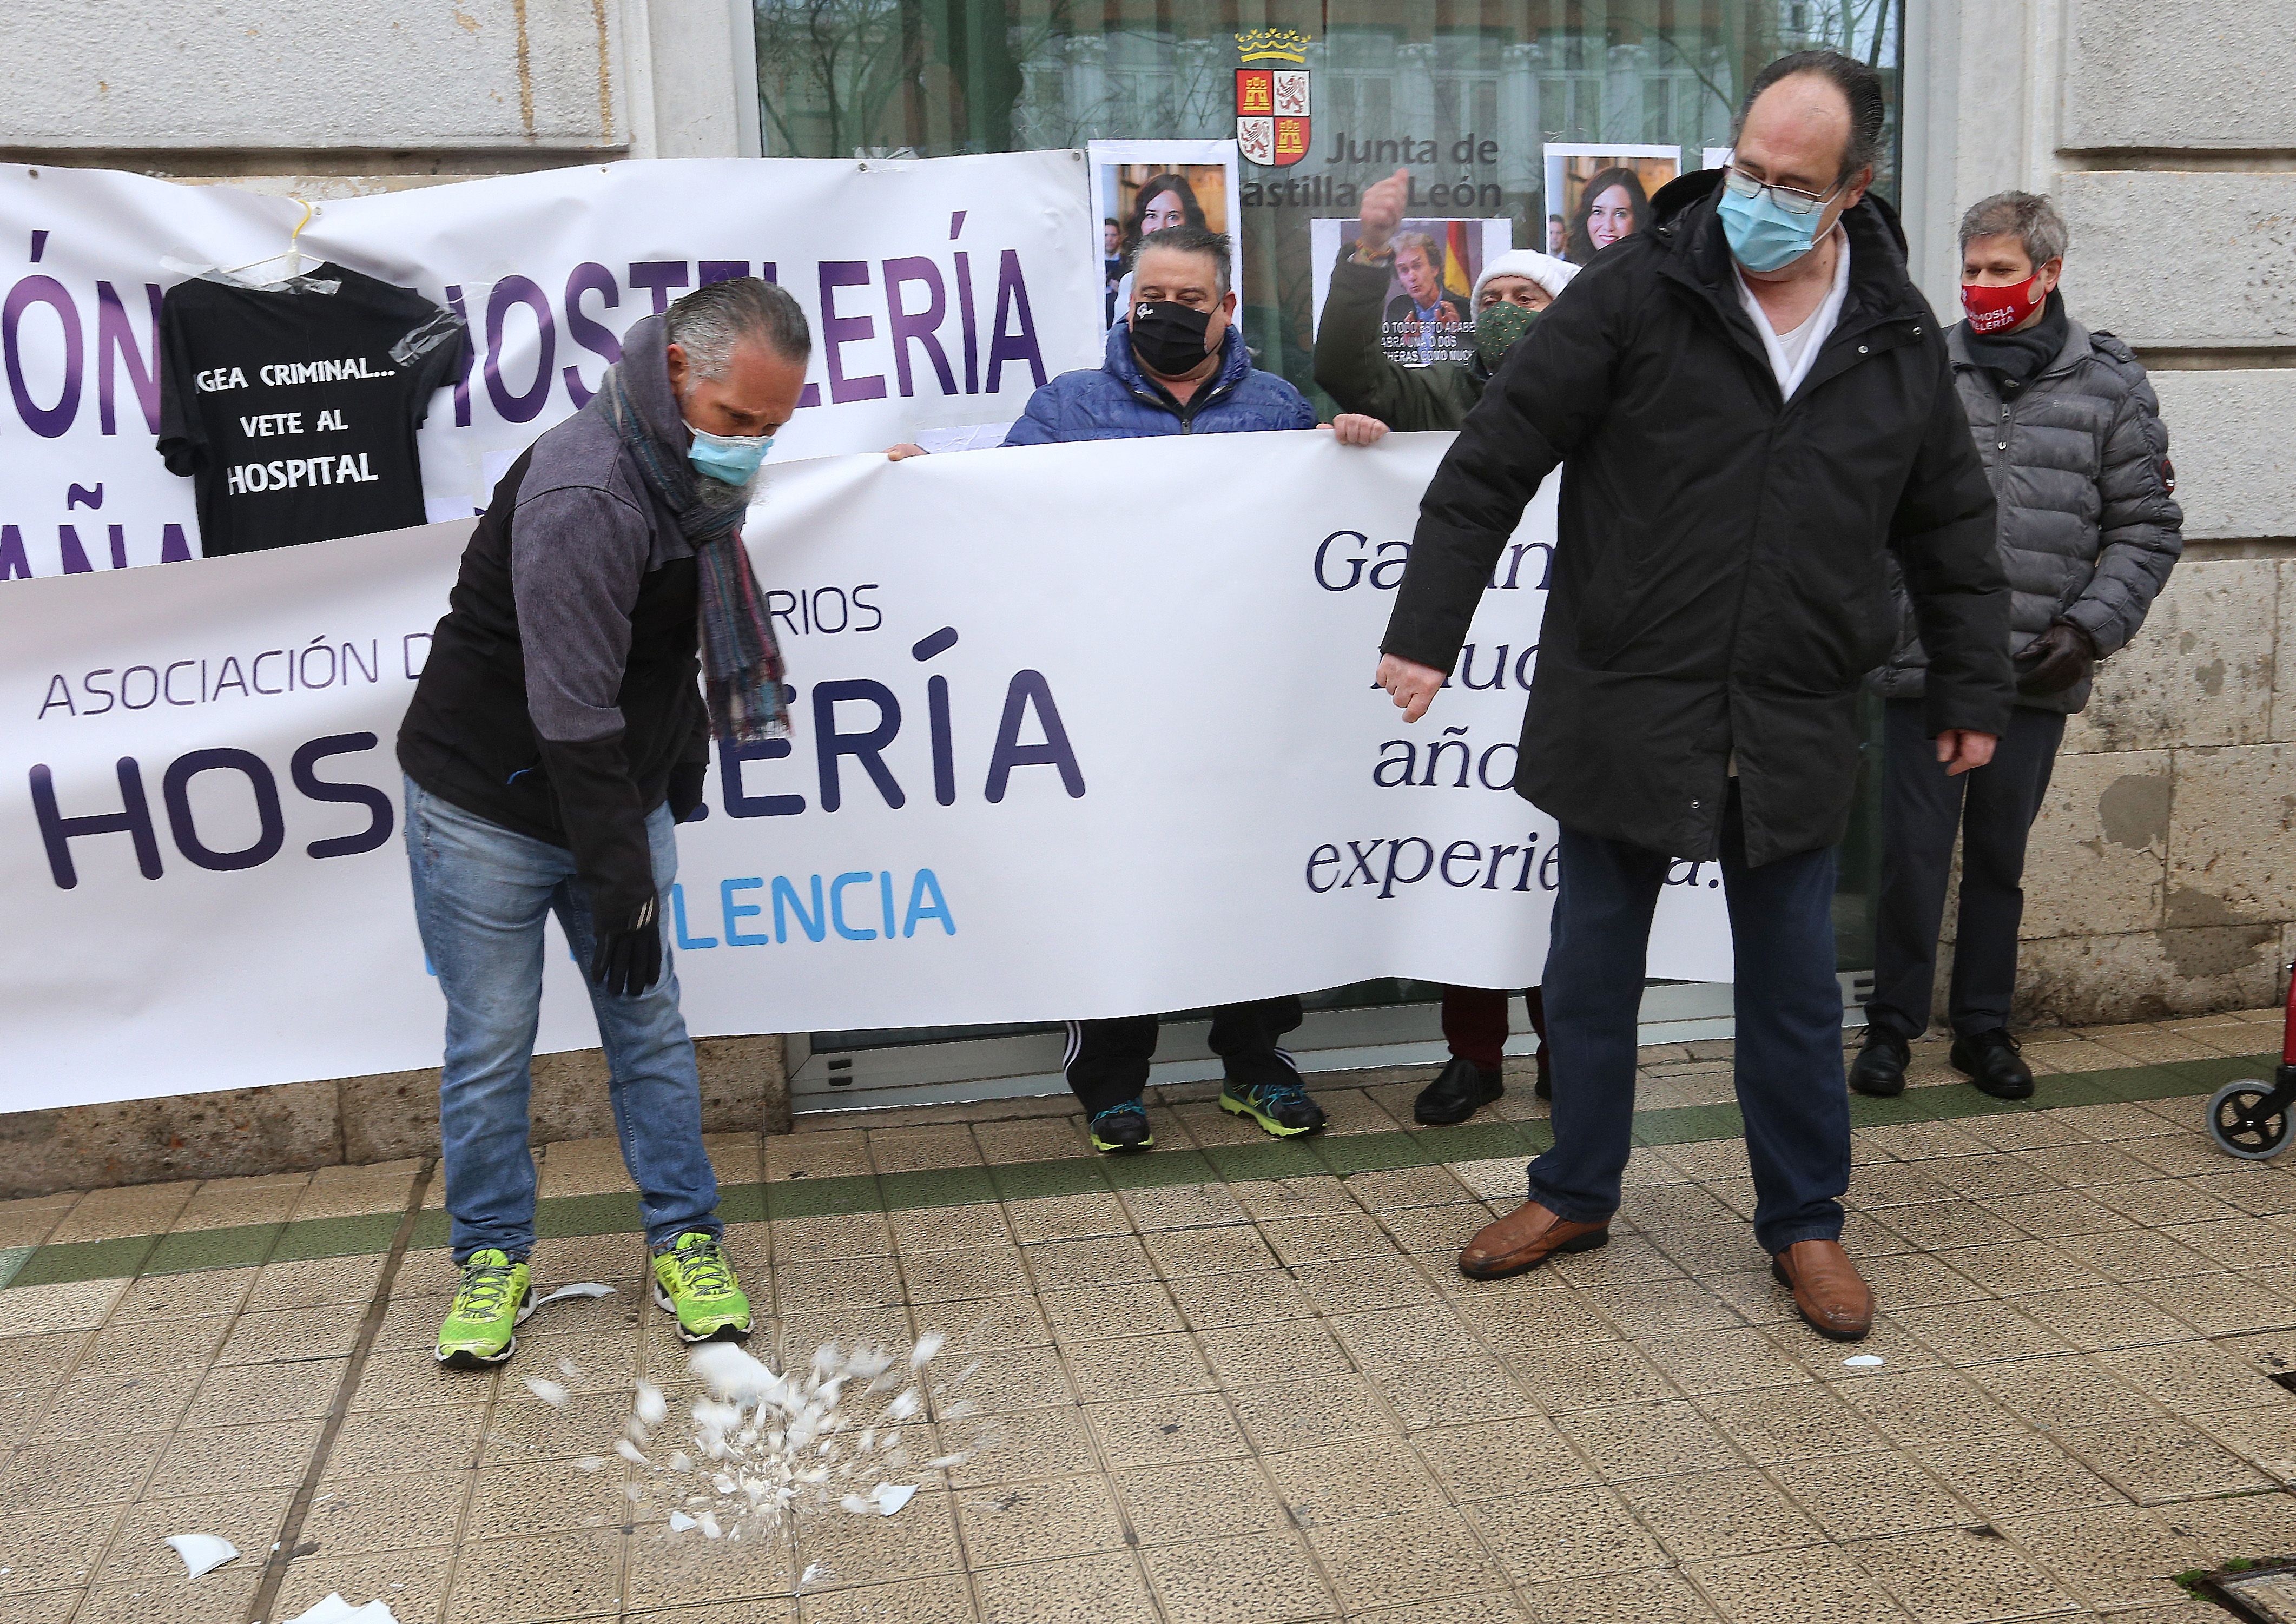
[0,153,1100,578]
[2,431,1732,1111]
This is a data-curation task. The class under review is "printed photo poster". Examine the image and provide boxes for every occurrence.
[1307,217,1515,369]
[1087,140,1242,332]
[1543,144,1682,266]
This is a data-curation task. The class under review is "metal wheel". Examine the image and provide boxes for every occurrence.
[2209,1080,2293,1161]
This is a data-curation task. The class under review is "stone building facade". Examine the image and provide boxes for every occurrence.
[0,0,2286,1192]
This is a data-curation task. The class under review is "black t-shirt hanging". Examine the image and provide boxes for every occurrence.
[157,263,469,557]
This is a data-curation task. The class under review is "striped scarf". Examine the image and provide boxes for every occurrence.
[591,357,788,743]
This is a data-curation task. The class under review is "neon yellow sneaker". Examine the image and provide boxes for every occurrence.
[436,1249,535,1368]
[651,1231,752,1343]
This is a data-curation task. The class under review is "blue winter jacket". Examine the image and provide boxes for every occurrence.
[1002,321,1316,444]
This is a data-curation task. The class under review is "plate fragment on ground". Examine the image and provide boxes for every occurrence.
[1843,1354,1886,1368]
[531,1282,617,1308]
[523,1376,570,1406]
[282,1595,402,1624]
[164,1534,238,1579]
[868,1483,917,1515]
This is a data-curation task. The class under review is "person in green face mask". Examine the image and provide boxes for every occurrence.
[1312,170,1577,1127]
[1314,166,1576,440]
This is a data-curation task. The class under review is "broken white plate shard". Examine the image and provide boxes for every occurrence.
[1842,1354,1886,1368]
[615,1439,650,1465]
[164,1534,239,1579]
[869,1483,917,1515]
[634,1383,667,1427]
[800,1562,827,1586]
[909,1332,945,1368]
[523,1377,570,1407]
[529,1282,617,1308]
[667,1511,697,1533]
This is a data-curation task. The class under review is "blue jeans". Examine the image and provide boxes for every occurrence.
[1528,785,1850,1255]
[403,776,722,1262]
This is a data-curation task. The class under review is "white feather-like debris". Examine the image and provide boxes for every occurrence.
[164,1534,239,1579]
[609,1333,959,1547]
[530,1282,617,1307]
[523,1377,570,1407]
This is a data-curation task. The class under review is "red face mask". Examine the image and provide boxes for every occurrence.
[1962,276,2044,335]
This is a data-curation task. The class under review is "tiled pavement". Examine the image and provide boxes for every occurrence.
[4,1011,2295,1624]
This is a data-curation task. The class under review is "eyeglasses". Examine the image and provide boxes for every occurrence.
[1723,164,1845,217]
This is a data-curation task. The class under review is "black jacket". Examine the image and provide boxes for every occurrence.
[398,315,708,922]
[1382,170,2012,867]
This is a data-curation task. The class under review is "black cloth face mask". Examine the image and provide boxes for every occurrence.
[1130,299,1217,377]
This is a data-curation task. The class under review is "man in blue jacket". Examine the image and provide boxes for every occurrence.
[1002,223,1322,1153]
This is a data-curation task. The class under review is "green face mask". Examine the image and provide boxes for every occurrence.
[1473,299,1538,367]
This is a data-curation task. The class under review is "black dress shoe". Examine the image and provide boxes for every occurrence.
[1415,1055,1504,1125]
[1952,1027,2034,1100]
[1533,1045,1552,1101]
[1848,1029,1910,1098]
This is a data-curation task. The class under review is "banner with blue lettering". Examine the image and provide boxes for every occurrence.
[0,153,1100,578]
[2,431,1733,1109]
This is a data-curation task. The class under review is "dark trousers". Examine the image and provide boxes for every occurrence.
[1064,996,1304,1115]
[1866,700,2066,1042]
[1441,985,1547,1072]
[1528,785,1849,1255]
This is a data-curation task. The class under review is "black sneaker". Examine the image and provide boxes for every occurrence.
[1415,1055,1505,1125]
[1088,1099,1155,1153]
[1951,1028,2033,1100]
[1220,1078,1326,1138]
[1848,1029,1910,1098]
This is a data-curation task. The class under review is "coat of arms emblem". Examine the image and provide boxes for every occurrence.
[1235,29,1310,168]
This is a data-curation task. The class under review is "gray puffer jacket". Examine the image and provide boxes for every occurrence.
[1871,316,2182,714]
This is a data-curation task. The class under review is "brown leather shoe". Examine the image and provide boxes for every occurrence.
[1458,1200,1610,1280]
[1771,1239,1875,1341]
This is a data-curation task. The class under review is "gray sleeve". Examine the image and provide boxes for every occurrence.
[510,483,654,743]
[2063,375,2183,658]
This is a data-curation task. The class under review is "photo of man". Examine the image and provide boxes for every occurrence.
[1385,230,1473,365]
[1542,144,1682,265]
[1309,214,1512,369]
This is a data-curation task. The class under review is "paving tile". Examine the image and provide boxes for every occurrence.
[1292,1254,1438,1316]
[464,1457,628,1538]
[1455,1285,1622,1352]
[1306,1504,1512,1610]
[2189,1400,2296,1475]
[1849,1527,2083,1623]
[31,1367,202,1440]
[1110,1456,1290,1545]
[274,1547,452,1624]
[1262,1434,1447,1524]
[96,1485,294,1583]
[901,1245,1032,1306]
[1164,1269,1315,1330]
[1086,1389,1249,1467]
[1639,1326,1814,1394]
[1138,1528,1335,1624]
[1519,1567,1721,1623]
[326,1403,489,1478]
[1886,1298,2073,1366]
[1686,1541,1915,1623]
[1117,1181,1250,1232]
[1975,1190,2127,1239]
[108,1267,260,1321]
[1512,1339,1681,1412]
[72,1312,233,1376]
[1061,1331,1216,1404]
[969,1551,1160,1623]
[927,1345,1073,1415]
[1578,1277,1745,1337]
[187,1354,350,1424]
[796,1574,969,1623]
[910,1295,1052,1355]
[0,1432,166,1513]
[1346,1592,1531,1624]
[953,1474,1127,1568]
[1343,1164,1474,1211]
[1769,1451,1970,1541]
[1905,1432,2125,1517]
[886,1205,1006,1256]
[1966,1354,2163,1429]
[1138,1225,1280,1280]
[777,1257,908,1313]
[1022,1237,1157,1292]
[301,1467,470,1555]
[1996,1503,2214,1610]
[349,1347,498,1412]
[795,1487,964,1590]
[43,1184,196,1244]
[0,1277,131,1334]
[144,1416,326,1497]
[76,1570,261,1624]
[1830,1369,2021,1444]
[1230,1372,1399,1453]
[2132,1270,2296,1337]
[2014,1285,2201,1351]
[1619,1465,1826,1561]
[2056,1415,2273,1502]
[1695,1383,1894,1464]
[443,1524,625,1621]
[1554,1398,1742,1481]
[1464,1484,1671,1583]
[2094,1341,2295,1415]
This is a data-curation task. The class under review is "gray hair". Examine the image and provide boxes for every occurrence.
[1392,230,1444,275]
[1958,190,2069,269]
[1133,223,1232,295]
[1736,49,1886,184]
[666,277,810,379]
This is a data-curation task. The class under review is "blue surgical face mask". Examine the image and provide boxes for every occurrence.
[1718,183,1827,274]
[686,423,772,486]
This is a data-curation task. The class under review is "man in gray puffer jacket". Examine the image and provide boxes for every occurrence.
[1850,191,2182,1101]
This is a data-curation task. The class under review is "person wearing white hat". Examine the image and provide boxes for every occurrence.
[1314,167,1577,1127]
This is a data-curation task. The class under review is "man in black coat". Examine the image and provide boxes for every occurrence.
[1375,51,2013,1341]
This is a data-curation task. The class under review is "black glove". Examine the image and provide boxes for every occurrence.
[669,760,708,824]
[589,894,664,997]
[2014,620,2097,697]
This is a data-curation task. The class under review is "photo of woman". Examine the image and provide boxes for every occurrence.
[1542,145,1682,266]
[1089,140,1242,332]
